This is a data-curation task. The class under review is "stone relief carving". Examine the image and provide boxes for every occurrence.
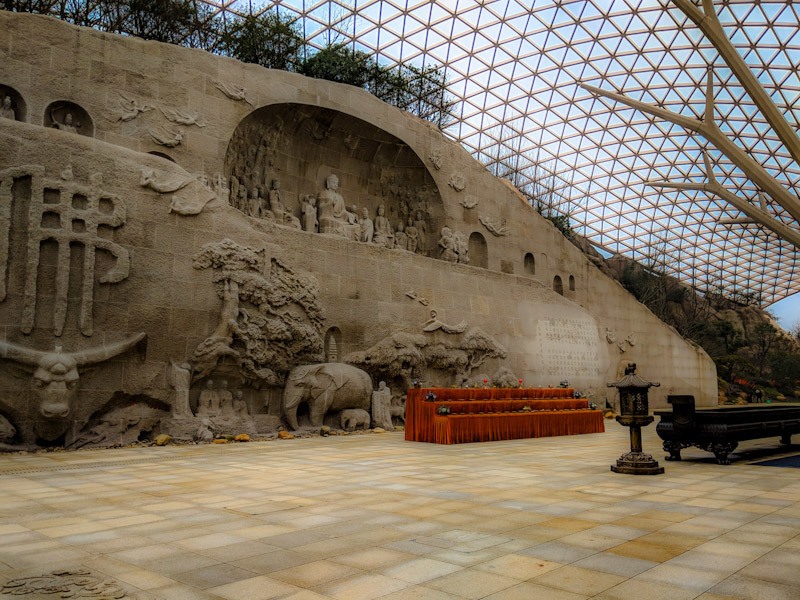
[149,126,183,147]
[344,133,359,150]
[422,310,468,334]
[404,290,429,306]
[1,95,15,120]
[194,417,215,442]
[160,107,207,127]
[1,569,128,599]
[301,195,318,232]
[405,217,419,253]
[109,92,152,122]
[191,239,325,386]
[437,226,469,264]
[282,363,372,430]
[460,197,478,209]
[268,179,301,229]
[448,172,466,192]
[605,328,636,354]
[438,227,458,263]
[479,215,511,236]
[317,173,359,239]
[429,148,443,170]
[359,208,374,243]
[492,366,519,388]
[0,166,129,336]
[70,401,167,449]
[454,231,470,264]
[346,328,507,389]
[140,168,218,215]
[390,395,405,426]
[0,414,15,443]
[340,408,370,431]
[0,334,146,446]
[50,109,79,133]
[47,102,93,137]
[168,361,193,418]
[213,79,253,106]
[306,119,331,141]
[373,205,393,247]
[371,381,393,431]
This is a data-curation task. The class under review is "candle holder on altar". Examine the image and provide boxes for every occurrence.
[607,363,664,475]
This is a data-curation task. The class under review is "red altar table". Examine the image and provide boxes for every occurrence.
[405,387,604,444]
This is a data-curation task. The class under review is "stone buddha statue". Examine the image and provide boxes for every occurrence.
[317,174,358,239]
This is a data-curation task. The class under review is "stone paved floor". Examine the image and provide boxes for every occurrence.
[1,425,799,599]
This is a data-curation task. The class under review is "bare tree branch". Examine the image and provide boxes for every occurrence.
[580,81,800,225]
[647,153,800,248]
[672,0,800,169]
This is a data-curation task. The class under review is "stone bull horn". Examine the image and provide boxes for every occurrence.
[71,333,147,366]
[0,332,147,367]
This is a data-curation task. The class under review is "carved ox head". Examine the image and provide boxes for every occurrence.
[0,333,146,439]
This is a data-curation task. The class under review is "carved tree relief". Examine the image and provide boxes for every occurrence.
[191,239,325,386]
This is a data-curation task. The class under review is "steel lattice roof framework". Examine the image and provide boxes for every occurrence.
[201,0,800,305]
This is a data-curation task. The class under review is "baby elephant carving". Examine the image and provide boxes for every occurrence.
[340,408,370,432]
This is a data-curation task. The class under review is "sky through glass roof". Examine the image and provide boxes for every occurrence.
[201,0,799,306]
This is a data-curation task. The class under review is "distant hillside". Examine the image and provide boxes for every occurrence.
[573,236,800,402]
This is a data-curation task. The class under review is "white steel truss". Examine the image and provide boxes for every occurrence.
[200,0,800,305]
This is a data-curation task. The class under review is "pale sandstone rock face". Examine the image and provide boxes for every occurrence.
[0,12,717,450]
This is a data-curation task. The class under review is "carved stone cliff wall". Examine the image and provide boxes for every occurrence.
[0,12,716,448]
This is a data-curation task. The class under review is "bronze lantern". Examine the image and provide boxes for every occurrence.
[607,363,664,475]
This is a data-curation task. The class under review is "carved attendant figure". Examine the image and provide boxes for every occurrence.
[197,380,220,416]
[248,188,261,218]
[219,379,234,417]
[405,217,419,253]
[51,110,77,133]
[359,208,374,243]
[301,195,318,232]
[454,231,470,264]
[168,361,193,418]
[373,205,393,247]
[438,227,458,263]
[268,179,286,216]
[1,96,14,120]
[414,210,428,255]
[371,381,394,431]
[395,221,408,251]
[233,390,248,416]
[235,186,247,213]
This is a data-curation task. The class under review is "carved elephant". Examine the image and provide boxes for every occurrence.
[340,408,370,432]
[282,363,372,430]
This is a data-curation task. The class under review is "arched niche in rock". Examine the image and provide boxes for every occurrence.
[524,252,535,275]
[553,275,564,296]
[324,327,342,362]
[0,84,26,122]
[469,231,488,269]
[224,103,444,241]
[569,275,576,291]
[44,100,94,137]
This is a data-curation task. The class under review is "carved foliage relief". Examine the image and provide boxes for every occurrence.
[191,239,325,386]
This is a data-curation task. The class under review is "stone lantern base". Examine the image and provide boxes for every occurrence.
[611,451,664,475]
